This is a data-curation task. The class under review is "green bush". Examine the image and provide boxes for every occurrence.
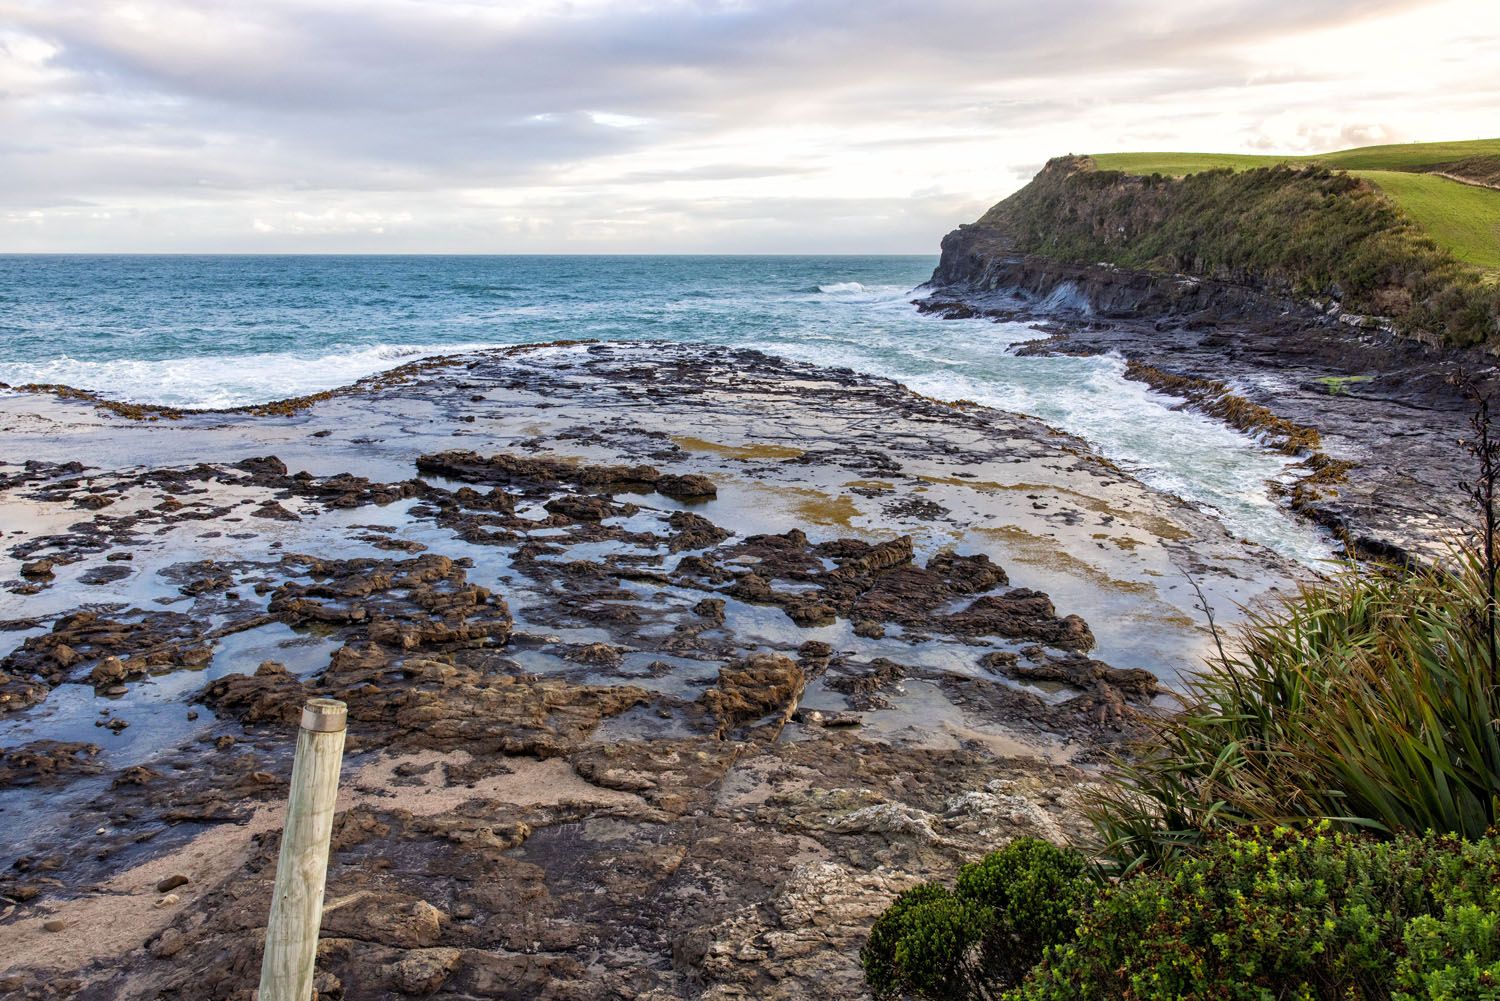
[862,838,1092,1000]
[956,839,1092,985]
[1089,540,1500,875]
[1005,826,1500,1001]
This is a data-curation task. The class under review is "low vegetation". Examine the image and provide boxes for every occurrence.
[1091,138,1500,271]
[864,828,1500,1001]
[863,408,1500,999]
[1089,538,1500,875]
[1015,827,1500,1001]
[979,156,1500,346]
[862,838,1094,1000]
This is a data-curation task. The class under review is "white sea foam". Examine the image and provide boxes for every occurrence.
[749,301,1333,566]
[0,258,1334,565]
[0,342,501,409]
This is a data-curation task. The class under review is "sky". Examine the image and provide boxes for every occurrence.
[1,0,1496,253]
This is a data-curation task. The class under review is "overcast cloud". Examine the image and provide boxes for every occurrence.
[1,0,1495,252]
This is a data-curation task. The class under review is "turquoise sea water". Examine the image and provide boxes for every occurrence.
[0,254,1330,562]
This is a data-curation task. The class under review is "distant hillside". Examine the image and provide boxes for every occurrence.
[946,144,1500,348]
[1092,139,1500,271]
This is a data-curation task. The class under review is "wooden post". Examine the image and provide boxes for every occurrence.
[258,698,348,1001]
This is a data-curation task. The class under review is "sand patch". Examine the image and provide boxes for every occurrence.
[3,752,643,976]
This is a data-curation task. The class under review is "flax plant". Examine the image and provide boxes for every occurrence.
[1091,400,1500,874]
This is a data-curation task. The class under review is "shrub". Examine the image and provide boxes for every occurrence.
[1005,826,1500,1001]
[862,838,1092,1000]
[955,839,1092,985]
[978,158,1500,348]
[1089,538,1500,875]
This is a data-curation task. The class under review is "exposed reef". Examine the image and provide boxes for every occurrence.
[0,342,1294,999]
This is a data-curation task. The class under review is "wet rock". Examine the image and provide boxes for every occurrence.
[667,510,730,552]
[701,654,805,736]
[79,564,132,586]
[831,535,914,574]
[112,764,161,787]
[4,608,209,697]
[656,472,717,499]
[692,598,726,625]
[824,657,906,702]
[985,647,1161,719]
[543,493,621,522]
[149,927,186,959]
[416,450,660,492]
[19,559,55,580]
[323,895,446,948]
[251,500,301,521]
[449,485,516,515]
[0,674,53,714]
[368,660,652,758]
[941,589,1095,650]
[198,660,306,726]
[89,656,134,686]
[565,642,624,667]
[269,553,513,651]
[0,740,102,786]
[782,595,838,627]
[386,946,463,995]
[234,455,289,479]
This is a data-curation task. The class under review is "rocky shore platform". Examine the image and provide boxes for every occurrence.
[0,342,1296,999]
[920,250,1492,565]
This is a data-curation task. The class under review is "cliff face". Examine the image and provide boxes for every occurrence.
[930,224,1306,324]
[931,156,1499,346]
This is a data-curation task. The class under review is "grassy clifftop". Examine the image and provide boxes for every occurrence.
[1092,138,1500,270]
[970,143,1500,347]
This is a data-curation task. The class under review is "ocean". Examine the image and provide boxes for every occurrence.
[0,253,1329,562]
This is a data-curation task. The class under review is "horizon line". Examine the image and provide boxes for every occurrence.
[0,250,941,258]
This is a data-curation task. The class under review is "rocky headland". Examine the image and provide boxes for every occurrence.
[921,156,1500,564]
[0,341,1297,999]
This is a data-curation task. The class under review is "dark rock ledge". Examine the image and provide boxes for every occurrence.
[0,342,1300,999]
[921,240,1494,564]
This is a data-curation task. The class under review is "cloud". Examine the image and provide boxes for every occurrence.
[0,0,1493,251]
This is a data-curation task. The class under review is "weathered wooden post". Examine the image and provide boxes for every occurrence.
[258,698,348,1001]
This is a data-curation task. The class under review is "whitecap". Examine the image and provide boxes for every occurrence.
[0,341,502,410]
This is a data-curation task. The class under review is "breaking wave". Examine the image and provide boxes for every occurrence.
[0,342,500,409]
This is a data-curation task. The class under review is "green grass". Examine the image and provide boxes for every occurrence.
[1091,138,1500,176]
[1091,139,1500,272]
[1314,375,1374,395]
[1318,138,1500,171]
[981,158,1500,345]
[1354,170,1500,270]
[1091,151,1289,174]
